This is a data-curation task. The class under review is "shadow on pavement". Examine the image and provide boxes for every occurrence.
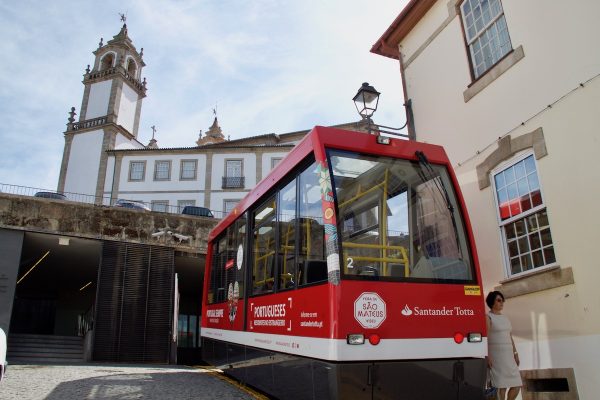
[41,368,254,400]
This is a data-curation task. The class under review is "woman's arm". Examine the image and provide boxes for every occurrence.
[486,315,492,368]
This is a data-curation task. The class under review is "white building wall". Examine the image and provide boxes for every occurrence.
[211,153,257,191]
[117,84,138,134]
[114,133,145,150]
[103,155,116,205]
[85,80,112,119]
[112,153,207,210]
[209,191,247,215]
[395,0,600,397]
[262,152,288,178]
[63,130,104,197]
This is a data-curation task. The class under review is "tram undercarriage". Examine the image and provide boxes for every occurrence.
[202,337,487,400]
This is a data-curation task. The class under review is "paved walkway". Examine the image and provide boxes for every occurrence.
[0,363,260,400]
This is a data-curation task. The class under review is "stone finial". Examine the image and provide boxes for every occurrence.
[142,77,147,88]
[195,130,203,146]
[85,64,90,74]
[68,107,77,124]
[140,47,144,58]
[98,37,103,49]
[147,138,158,149]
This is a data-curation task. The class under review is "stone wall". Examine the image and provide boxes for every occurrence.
[0,193,218,253]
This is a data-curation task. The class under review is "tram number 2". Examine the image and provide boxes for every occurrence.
[347,257,354,269]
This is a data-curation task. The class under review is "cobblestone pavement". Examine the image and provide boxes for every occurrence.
[0,363,261,400]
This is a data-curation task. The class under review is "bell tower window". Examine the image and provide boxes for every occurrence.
[126,58,137,77]
[100,53,114,71]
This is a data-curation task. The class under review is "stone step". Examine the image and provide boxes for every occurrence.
[7,334,84,363]
[8,334,83,343]
[8,343,83,350]
[7,356,83,364]
[8,351,83,359]
[8,346,83,355]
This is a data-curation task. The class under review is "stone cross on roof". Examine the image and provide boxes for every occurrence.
[147,125,158,148]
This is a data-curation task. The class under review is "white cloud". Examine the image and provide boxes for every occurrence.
[0,0,408,191]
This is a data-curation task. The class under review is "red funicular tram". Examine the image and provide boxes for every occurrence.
[201,126,487,399]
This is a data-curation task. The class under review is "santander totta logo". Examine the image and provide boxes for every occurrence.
[400,304,475,317]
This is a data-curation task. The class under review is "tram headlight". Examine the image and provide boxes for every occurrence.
[347,334,365,345]
[467,332,482,343]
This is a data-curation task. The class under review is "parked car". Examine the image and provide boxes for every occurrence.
[114,199,151,211]
[34,191,67,200]
[181,206,214,217]
[0,327,6,382]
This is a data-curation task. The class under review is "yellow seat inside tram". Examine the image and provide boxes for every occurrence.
[339,168,410,277]
[253,217,327,291]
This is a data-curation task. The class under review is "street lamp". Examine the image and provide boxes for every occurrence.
[353,82,380,120]
[352,82,412,139]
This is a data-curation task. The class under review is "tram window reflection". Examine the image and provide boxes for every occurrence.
[278,178,297,290]
[298,162,326,286]
[329,150,473,283]
[253,196,277,295]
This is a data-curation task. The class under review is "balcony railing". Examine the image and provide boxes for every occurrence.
[222,176,245,189]
[70,116,107,131]
[85,66,146,93]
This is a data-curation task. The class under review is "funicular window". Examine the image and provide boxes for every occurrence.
[297,162,327,285]
[208,235,227,304]
[278,178,297,290]
[252,196,277,295]
[208,214,247,305]
[249,159,327,295]
[329,150,474,282]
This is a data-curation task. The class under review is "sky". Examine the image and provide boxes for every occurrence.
[0,0,408,191]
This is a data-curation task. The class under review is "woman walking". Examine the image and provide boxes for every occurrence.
[486,291,522,400]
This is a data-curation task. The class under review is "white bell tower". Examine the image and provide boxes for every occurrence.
[58,20,147,203]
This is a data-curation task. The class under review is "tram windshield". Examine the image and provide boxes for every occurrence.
[328,149,474,282]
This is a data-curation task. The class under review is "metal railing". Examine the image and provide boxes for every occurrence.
[0,182,227,219]
[222,176,245,189]
[77,304,94,337]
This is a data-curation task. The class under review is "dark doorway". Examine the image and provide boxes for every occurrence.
[10,233,100,336]
[174,251,205,365]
